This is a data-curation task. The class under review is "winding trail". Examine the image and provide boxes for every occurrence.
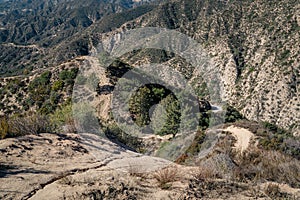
[225,126,255,153]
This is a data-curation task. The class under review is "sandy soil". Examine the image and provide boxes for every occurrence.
[225,125,255,153]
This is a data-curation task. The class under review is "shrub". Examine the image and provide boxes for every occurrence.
[176,130,206,164]
[38,100,56,115]
[259,122,300,159]
[224,105,244,123]
[50,91,61,104]
[0,117,9,139]
[50,104,76,133]
[128,84,181,136]
[199,153,235,180]
[28,71,52,104]
[153,166,179,189]
[0,114,53,139]
[234,148,300,187]
[59,68,78,81]
[264,183,281,198]
[154,94,181,137]
[51,80,64,91]
[5,78,22,94]
[193,165,218,182]
[8,114,53,136]
[232,120,299,159]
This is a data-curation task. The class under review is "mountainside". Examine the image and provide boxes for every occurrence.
[0,0,298,135]
[88,0,300,134]
[0,0,159,76]
[0,0,300,199]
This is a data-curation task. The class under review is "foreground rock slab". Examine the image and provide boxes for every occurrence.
[1,133,299,200]
[0,133,172,200]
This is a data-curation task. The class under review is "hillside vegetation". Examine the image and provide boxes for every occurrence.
[0,0,299,199]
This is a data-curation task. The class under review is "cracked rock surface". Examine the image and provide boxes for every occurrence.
[0,133,171,200]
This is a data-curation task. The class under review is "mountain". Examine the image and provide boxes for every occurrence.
[0,0,298,134]
[0,0,160,76]
[0,0,299,199]
[86,0,299,134]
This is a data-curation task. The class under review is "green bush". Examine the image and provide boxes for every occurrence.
[153,94,181,137]
[59,68,78,81]
[5,78,22,94]
[28,71,52,104]
[38,100,56,115]
[128,84,180,136]
[50,104,75,133]
[51,80,64,91]
[258,121,300,159]
[225,105,244,123]
[50,91,61,104]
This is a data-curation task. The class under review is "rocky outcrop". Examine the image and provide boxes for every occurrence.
[0,133,172,199]
[1,130,299,199]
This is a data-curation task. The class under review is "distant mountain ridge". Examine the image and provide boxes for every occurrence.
[0,0,161,76]
[0,0,158,45]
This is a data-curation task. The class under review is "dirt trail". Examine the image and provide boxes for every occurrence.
[225,126,255,153]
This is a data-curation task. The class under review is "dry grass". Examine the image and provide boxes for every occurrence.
[0,117,9,139]
[193,165,218,182]
[1,114,53,138]
[153,166,179,189]
[234,148,300,187]
[264,183,281,198]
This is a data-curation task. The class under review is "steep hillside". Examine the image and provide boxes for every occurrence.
[88,0,299,134]
[0,0,298,133]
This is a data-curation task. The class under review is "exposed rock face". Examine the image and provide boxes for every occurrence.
[1,131,299,200]
[0,133,172,199]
